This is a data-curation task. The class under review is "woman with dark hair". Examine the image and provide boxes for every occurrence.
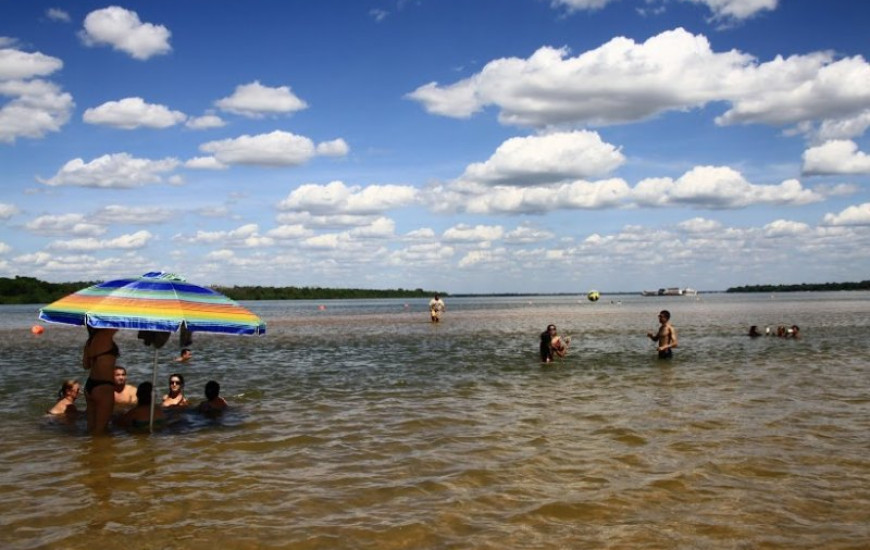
[540,324,568,363]
[162,373,189,409]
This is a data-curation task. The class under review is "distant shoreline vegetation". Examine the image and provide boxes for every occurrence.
[725,281,870,293]
[0,276,447,305]
[4,276,870,305]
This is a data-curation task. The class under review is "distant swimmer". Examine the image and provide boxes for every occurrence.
[647,310,677,359]
[748,325,762,337]
[429,294,446,323]
[540,324,569,363]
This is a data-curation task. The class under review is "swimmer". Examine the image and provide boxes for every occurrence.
[162,373,189,409]
[197,380,227,415]
[117,382,164,431]
[48,380,80,416]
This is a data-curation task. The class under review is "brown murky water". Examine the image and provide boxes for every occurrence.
[2,293,869,549]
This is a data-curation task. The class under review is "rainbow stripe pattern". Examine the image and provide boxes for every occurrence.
[39,272,266,335]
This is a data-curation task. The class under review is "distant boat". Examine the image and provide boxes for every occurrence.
[642,287,697,297]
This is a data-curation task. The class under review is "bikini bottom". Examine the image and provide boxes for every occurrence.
[85,377,114,395]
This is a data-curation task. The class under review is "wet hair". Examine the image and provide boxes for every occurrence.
[58,380,78,399]
[136,382,154,406]
[204,380,221,400]
[168,373,185,386]
[659,310,671,320]
[114,366,127,375]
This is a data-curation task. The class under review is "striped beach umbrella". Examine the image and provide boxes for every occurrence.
[38,271,265,335]
[38,272,265,431]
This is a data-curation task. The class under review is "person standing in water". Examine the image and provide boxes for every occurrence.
[82,327,120,435]
[647,310,677,359]
[429,294,446,323]
[540,324,569,363]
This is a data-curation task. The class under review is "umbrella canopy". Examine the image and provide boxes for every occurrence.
[39,271,265,335]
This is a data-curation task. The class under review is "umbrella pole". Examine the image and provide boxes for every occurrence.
[150,348,159,433]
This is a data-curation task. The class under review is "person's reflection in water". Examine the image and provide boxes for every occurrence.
[76,437,117,530]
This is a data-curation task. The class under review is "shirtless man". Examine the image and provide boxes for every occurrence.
[113,366,138,411]
[647,310,677,359]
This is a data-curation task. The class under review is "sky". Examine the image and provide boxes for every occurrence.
[1,0,869,294]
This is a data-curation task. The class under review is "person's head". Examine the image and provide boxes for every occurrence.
[136,382,153,406]
[113,366,128,386]
[658,310,671,322]
[749,325,760,336]
[58,380,80,400]
[791,325,799,332]
[547,324,557,334]
[168,373,185,392]
[204,380,221,400]
[179,348,192,360]
[434,294,440,300]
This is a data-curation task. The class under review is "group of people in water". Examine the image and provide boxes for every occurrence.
[541,309,678,363]
[49,327,228,434]
[748,324,800,338]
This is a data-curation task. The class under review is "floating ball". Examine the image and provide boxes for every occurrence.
[587,290,600,302]
[31,325,45,335]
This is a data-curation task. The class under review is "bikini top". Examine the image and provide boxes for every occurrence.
[86,342,120,369]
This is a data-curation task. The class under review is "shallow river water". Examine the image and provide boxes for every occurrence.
[1,292,868,549]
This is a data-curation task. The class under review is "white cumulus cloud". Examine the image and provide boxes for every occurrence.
[83,97,187,129]
[48,230,153,251]
[802,140,870,176]
[79,6,172,60]
[215,81,308,118]
[0,47,73,143]
[199,130,342,166]
[442,224,504,243]
[458,131,625,186]
[823,203,870,226]
[408,27,870,136]
[633,166,822,209]
[185,113,226,130]
[277,181,418,215]
[38,153,180,188]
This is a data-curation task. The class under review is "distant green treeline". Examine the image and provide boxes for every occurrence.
[726,280,870,293]
[0,276,100,305]
[0,276,446,304]
[210,285,446,301]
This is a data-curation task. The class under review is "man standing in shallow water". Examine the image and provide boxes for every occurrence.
[648,310,677,359]
[113,366,138,411]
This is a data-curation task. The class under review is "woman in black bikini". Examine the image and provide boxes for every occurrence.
[82,327,120,435]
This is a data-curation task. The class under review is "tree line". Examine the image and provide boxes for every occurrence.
[726,280,870,293]
[0,275,446,304]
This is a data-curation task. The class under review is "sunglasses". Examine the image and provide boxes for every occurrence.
[170,380,182,386]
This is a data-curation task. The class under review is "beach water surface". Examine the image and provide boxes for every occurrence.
[1,292,869,549]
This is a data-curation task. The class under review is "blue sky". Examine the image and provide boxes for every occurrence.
[1,0,869,293]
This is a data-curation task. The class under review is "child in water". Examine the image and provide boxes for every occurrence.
[198,380,227,415]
